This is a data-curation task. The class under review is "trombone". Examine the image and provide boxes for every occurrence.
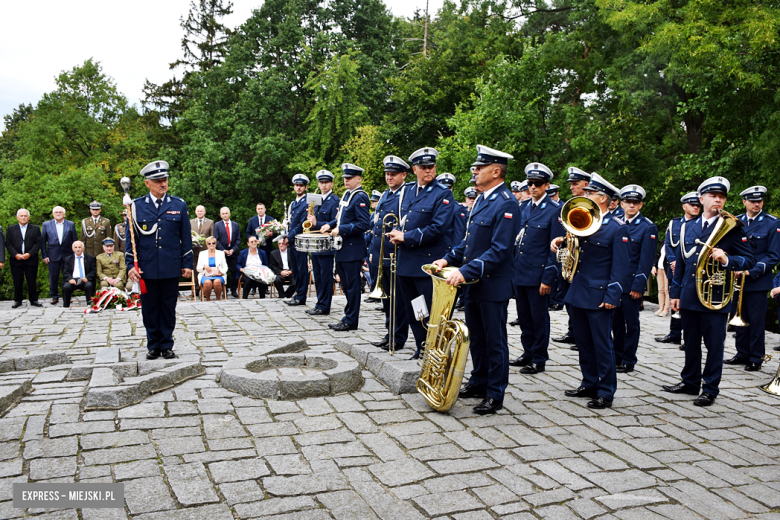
[367,214,400,354]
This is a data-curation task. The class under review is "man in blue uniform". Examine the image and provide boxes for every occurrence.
[305,170,340,316]
[320,164,371,331]
[508,162,562,374]
[365,190,383,298]
[608,194,624,219]
[612,185,658,373]
[725,186,780,371]
[126,160,193,360]
[452,187,477,312]
[552,173,631,409]
[656,192,701,346]
[436,172,458,253]
[369,156,411,351]
[285,174,310,306]
[665,176,755,406]
[552,167,591,345]
[387,147,456,359]
[433,145,521,414]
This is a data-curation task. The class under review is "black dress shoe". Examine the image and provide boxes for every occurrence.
[724,355,748,365]
[564,386,598,398]
[508,357,531,367]
[655,334,681,345]
[305,308,328,315]
[679,344,685,351]
[365,297,378,303]
[661,382,700,395]
[409,350,423,360]
[161,350,176,359]
[727,324,736,332]
[774,346,780,352]
[509,318,520,327]
[30,301,42,307]
[331,322,357,331]
[549,304,563,311]
[587,396,613,409]
[380,343,404,352]
[231,289,239,298]
[146,350,161,360]
[745,362,762,371]
[474,397,503,415]
[454,302,465,311]
[616,364,634,373]
[694,393,716,406]
[520,363,545,375]
[374,306,384,312]
[285,299,304,306]
[50,298,59,305]
[11,302,22,309]
[370,338,389,348]
[554,333,576,344]
[459,384,487,399]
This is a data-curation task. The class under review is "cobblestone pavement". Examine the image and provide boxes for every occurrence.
[0,294,779,519]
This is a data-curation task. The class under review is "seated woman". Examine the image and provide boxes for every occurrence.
[238,236,270,298]
[197,237,228,301]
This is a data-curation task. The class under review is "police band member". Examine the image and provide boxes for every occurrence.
[608,194,625,219]
[82,201,111,258]
[665,177,755,406]
[436,173,458,252]
[305,170,340,316]
[656,192,702,347]
[127,161,193,360]
[612,185,657,373]
[725,186,780,371]
[97,238,127,290]
[387,147,456,359]
[320,164,370,330]
[510,181,523,203]
[508,163,562,374]
[552,173,631,409]
[553,167,591,345]
[366,189,384,295]
[434,145,520,415]
[285,174,311,306]
[453,186,477,312]
[369,156,411,351]
[546,184,561,203]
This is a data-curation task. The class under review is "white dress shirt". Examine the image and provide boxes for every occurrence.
[55,221,64,244]
[280,250,289,270]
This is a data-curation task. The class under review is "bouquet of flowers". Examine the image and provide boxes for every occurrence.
[256,221,286,246]
[85,288,142,314]
[191,229,207,246]
[243,266,276,285]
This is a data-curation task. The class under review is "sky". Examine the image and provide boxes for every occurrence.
[0,0,443,129]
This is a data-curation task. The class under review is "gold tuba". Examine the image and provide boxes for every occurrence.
[695,210,739,310]
[416,265,475,412]
[556,196,604,282]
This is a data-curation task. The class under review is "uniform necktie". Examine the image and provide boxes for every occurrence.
[703,220,710,232]
[155,198,161,209]
[226,222,231,244]
[748,218,754,227]
[76,256,83,279]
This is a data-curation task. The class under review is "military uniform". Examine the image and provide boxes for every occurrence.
[286,176,310,304]
[126,161,193,357]
[97,251,127,290]
[310,171,340,315]
[613,185,658,372]
[731,187,780,369]
[662,213,690,343]
[113,221,127,254]
[668,177,755,403]
[82,215,111,258]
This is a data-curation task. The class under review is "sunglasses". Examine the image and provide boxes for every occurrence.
[527,180,547,187]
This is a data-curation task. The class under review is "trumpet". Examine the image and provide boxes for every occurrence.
[368,214,400,354]
[695,210,739,310]
[556,196,604,282]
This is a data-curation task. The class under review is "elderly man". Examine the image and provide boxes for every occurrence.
[81,201,111,257]
[97,238,127,290]
[270,236,295,298]
[6,209,43,308]
[214,207,241,298]
[190,205,215,287]
[62,241,96,308]
[41,206,78,305]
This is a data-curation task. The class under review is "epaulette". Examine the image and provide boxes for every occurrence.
[171,196,185,202]
[501,191,510,200]
[134,196,145,202]
[549,198,561,207]
[767,214,778,221]
[644,217,654,225]
[612,217,626,226]
[436,183,448,190]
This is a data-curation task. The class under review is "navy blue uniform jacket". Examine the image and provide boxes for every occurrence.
[452,204,470,252]
[326,189,370,262]
[397,182,456,277]
[288,195,309,246]
[736,211,780,291]
[670,216,755,313]
[512,195,562,288]
[126,194,193,279]
[663,216,686,265]
[444,183,520,302]
[311,192,340,256]
[624,213,658,294]
[369,188,404,268]
[563,216,632,310]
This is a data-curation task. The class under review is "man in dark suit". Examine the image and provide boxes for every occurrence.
[62,241,96,308]
[246,203,278,258]
[270,236,295,297]
[6,208,42,308]
[214,207,241,297]
[41,206,78,305]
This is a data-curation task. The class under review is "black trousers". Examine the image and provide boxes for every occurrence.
[47,258,69,298]
[140,278,179,352]
[11,263,39,303]
[240,274,268,299]
[398,275,433,351]
[274,274,295,297]
[225,254,238,291]
[62,280,94,307]
[515,285,550,365]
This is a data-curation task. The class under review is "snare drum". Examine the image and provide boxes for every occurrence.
[295,233,342,252]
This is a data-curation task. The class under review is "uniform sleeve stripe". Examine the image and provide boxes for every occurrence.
[608,282,623,292]
[636,273,647,281]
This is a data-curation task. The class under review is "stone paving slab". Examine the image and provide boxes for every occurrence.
[0,295,779,518]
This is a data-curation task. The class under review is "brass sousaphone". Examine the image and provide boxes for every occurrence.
[557,196,604,282]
